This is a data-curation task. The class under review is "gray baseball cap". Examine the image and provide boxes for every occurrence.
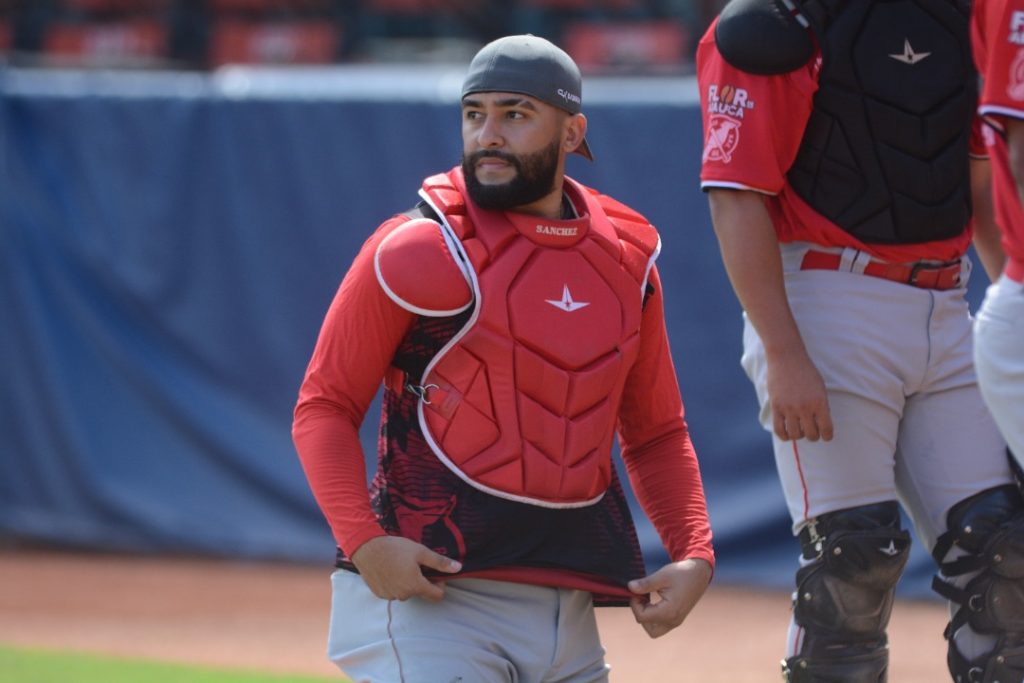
[462,35,593,161]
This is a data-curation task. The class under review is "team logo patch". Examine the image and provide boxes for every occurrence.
[1009,48,1024,101]
[703,114,741,164]
[1010,11,1024,45]
[706,84,755,118]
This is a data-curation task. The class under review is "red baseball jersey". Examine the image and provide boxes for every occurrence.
[696,19,980,264]
[973,0,1024,271]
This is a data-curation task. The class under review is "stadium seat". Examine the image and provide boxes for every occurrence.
[209,19,339,66]
[207,0,334,12]
[44,20,169,65]
[563,20,689,72]
[521,0,642,8]
[62,0,170,10]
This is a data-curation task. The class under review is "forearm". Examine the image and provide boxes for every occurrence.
[623,423,714,567]
[707,189,806,359]
[293,400,384,555]
[970,157,1005,281]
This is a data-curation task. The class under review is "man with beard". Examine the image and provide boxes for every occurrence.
[292,35,714,682]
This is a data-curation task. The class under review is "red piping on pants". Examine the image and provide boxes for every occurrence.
[792,440,810,522]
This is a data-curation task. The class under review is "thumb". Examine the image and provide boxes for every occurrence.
[418,548,462,574]
[628,577,651,594]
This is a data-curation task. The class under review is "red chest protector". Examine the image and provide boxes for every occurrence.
[377,167,660,508]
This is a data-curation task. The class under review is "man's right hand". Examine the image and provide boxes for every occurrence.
[351,536,462,602]
[766,348,833,442]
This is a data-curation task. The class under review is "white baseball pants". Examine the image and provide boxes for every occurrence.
[974,273,1024,463]
[327,570,610,683]
[742,244,1011,549]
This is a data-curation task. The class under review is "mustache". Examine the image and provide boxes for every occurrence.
[467,150,519,166]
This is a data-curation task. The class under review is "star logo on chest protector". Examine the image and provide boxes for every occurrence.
[545,285,590,312]
[888,39,931,65]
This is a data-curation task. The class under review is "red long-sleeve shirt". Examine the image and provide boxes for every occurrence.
[293,187,714,601]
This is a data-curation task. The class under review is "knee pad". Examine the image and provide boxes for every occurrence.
[932,485,1024,682]
[783,501,911,682]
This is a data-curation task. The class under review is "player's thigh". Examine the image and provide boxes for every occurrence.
[327,570,518,683]
[545,588,608,683]
[771,390,901,531]
[896,382,1012,551]
[328,572,607,683]
[974,276,1024,460]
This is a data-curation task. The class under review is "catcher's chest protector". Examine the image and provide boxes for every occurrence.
[404,169,659,508]
[788,0,974,244]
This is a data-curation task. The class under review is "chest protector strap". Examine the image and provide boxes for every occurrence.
[406,168,659,508]
[787,0,974,244]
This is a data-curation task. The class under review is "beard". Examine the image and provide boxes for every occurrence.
[462,138,561,212]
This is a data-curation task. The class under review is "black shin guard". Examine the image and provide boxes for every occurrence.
[782,502,911,683]
[932,485,1024,683]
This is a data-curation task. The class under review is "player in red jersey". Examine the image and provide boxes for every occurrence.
[699,0,1022,680]
[293,35,714,682]
[973,0,1024,500]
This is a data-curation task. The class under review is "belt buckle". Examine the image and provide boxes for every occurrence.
[907,260,958,289]
[907,261,930,287]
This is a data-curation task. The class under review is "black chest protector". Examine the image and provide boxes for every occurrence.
[717,0,975,244]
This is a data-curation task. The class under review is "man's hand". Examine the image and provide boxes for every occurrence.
[766,348,833,442]
[351,536,462,602]
[627,558,713,639]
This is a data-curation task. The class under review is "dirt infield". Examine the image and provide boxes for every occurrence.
[0,549,952,682]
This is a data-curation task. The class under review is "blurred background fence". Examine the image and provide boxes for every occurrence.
[0,0,722,73]
[0,0,990,599]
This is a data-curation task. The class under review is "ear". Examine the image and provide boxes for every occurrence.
[563,113,588,155]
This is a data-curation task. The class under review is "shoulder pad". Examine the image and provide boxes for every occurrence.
[375,218,473,317]
[715,0,814,75]
[592,193,661,292]
[593,193,660,260]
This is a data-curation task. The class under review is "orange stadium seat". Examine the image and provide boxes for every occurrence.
[208,0,333,11]
[521,0,641,8]
[362,0,490,23]
[44,20,169,64]
[521,0,590,8]
[62,0,170,10]
[563,20,689,71]
[209,20,339,66]
[364,0,438,12]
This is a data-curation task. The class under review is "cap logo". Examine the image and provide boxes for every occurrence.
[557,88,581,105]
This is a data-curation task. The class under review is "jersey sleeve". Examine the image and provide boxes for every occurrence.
[976,0,1024,127]
[696,19,819,195]
[292,218,417,557]
[616,266,715,569]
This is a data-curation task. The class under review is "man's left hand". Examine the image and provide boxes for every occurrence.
[627,558,713,639]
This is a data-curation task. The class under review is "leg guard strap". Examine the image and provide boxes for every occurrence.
[947,633,1024,683]
[933,486,1024,635]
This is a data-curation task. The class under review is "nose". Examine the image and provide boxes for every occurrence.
[476,115,504,149]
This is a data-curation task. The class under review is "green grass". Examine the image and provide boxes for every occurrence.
[0,645,343,683]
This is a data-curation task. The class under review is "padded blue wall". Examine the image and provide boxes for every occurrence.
[1,69,988,595]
